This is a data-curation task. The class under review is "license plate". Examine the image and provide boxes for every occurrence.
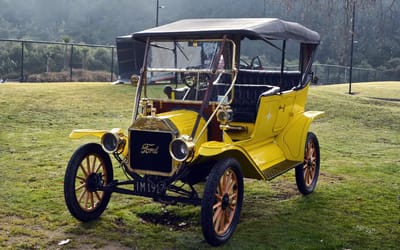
[134,180,166,195]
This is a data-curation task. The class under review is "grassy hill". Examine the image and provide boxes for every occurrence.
[0,82,399,249]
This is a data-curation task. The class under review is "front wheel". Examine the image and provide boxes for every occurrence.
[64,143,113,221]
[295,132,320,195]
[201,158,244,246]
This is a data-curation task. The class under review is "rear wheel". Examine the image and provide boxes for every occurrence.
[64,143,113,221]
[201,158,243,246]
[295,132,320,195]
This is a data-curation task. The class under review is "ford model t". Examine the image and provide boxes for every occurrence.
[64,18,323,246]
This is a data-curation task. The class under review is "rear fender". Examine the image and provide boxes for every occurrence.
[277,111,324,161]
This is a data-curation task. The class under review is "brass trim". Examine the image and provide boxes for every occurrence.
[128,116,179,177]
[129,116,178,135]
[219,124,247,132]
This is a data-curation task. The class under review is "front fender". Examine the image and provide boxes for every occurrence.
[198,141,266,180]
[69,129,109,139]
[277,111,324,161]
[69,128,128,156]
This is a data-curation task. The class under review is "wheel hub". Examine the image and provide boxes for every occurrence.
[86,173,103,192]
[221,194,230,210]
[307,159,313,169]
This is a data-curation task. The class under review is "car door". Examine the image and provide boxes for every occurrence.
[273,94,295,132]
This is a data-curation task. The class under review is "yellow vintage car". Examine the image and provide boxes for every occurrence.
[64,18,324,246]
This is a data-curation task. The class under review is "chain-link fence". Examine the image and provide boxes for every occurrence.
[0,39,117,82]
[312,64,397,85]
[284,63,397,85]
[0,38,398,84]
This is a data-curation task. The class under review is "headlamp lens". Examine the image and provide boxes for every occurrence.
[170,137,194,162]
[101,133,120,153]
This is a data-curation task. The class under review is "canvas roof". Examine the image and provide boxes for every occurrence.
[130,18,320,44]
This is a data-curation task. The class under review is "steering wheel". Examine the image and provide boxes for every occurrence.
[181,71,211,88]
[180,72,196,88]
[250,56,263,70]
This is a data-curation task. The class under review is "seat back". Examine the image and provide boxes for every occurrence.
[213,70,301,122]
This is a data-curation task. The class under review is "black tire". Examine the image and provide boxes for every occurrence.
[64,143,113,221]
[201,158,244,246]
[295,132,320,195]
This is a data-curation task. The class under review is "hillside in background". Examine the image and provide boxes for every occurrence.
[0,0,399,73]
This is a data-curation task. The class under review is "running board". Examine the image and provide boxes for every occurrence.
[262,160,301,180]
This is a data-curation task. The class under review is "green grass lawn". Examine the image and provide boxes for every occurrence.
[0,81,399,249]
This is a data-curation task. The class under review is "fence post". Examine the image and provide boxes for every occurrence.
[327,67,330,84]
[70,44,74,81]
[110,47,114,82]
[20,41,24,82]
[348,2,356,94]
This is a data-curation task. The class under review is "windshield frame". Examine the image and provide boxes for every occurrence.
[143,38,236,80]
[131,37,238,122]
[140,38,237,99]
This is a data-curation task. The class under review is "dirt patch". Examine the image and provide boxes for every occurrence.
[268,172,344,201]
[319,172,344,184]
[270,180,299,201]
[137,210,198,231]
[1,215,68,249]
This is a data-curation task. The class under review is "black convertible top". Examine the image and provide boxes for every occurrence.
[131,18,320,44]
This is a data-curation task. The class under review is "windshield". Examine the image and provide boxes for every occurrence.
[141,39,235,102]
[148,41,226,70]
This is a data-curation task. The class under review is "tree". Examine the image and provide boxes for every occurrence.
[0,0,399,80]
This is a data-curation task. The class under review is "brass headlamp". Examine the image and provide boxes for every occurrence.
[216,105,233,125]
[101,128,126,153]
[169,135,195,162]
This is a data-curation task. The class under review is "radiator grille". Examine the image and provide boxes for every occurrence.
[129,129,173,174]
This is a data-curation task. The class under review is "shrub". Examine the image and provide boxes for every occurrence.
[26,70,116,82]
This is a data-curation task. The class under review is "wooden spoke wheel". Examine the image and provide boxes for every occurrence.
[64,143,113,221]
[295,132,320,195]
[201,158,243,246]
